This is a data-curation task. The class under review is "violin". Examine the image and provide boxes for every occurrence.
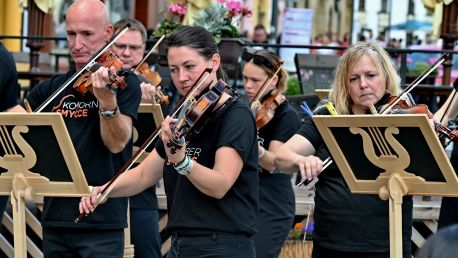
[376,95,458,145]
[74,51,128,95]
[35,24,132,112]
[136,63,161,86]
[167,79,229,153]
[135,63,169,105]
[255,90,285,129]
[75,68,214,223]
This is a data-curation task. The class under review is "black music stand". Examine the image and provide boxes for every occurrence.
[313,114,458,258]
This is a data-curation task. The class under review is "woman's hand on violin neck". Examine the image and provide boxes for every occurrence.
[79,186,105,215]
[161,116,186,164]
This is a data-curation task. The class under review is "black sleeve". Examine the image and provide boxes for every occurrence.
[296,104,330,150]
[270,104,300,143]
[116,70,142,123]
[216,105,257,163]
[0,51,19,111]
[21,78,56,111]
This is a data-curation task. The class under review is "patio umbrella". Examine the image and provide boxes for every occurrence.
[387,19,433,31]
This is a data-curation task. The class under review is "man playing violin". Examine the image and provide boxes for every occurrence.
[111,18,162,258]
[241,48,300,258]
[9,0,141,257]
[112,18,162,104]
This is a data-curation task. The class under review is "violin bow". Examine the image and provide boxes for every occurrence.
[249,62,284,111]
[133,34,166,73]
[380,52,449,115]
[75,67,214,222]
[35,24,132,113]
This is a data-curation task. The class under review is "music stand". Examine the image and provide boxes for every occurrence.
[133,103,164,161]
[313,114,458,258]
[0,113,90,258]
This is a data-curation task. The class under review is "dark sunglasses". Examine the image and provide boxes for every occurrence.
[241,51,276,70]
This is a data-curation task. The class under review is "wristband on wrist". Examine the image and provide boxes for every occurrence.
[173,155,193,175]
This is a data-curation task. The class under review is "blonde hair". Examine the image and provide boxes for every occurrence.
[329,41,400,115]
[250,49,289,92]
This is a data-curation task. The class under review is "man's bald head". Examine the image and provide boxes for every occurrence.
[67,0,110,27]
[66,0,113,69]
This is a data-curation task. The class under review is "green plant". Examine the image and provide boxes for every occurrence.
[152,1,186,39]
[286,75,301,96]
[193,0,251,43]
[407,61,437,77]
[152,20,182,38]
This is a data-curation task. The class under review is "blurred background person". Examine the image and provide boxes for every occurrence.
[0,41,19,111]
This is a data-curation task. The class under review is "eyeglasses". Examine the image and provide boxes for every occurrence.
[113,43,144,52]
[241,51,276,70]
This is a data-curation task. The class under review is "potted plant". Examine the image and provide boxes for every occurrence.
[406,61,437,85]
[193,0,251,43]
[151,1,186,66]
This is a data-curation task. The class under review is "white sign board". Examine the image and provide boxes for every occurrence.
[280,8,313,72]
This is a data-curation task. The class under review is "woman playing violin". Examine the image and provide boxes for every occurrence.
[9,0,141,257]
[242,48,300,258]
[80,25,259,258]
[275,41,413,258]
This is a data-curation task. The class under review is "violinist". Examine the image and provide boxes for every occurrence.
[111,18,162,258]
[9,0,141,257]
[111,18,162,104]
[275,41,413,258]
[433,83,458,230]
[242,48,300,258]
[80,25,259,258]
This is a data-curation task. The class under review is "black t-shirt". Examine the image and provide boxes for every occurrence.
[258,101,300,174]
[297,105,413,252]
[24,69,141,229]
[257,100,299,218]
[156,97,259,235]
[0,42,19,111]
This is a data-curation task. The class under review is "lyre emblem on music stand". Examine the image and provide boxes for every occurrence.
[349,126,416,180]
[0,125,38,177]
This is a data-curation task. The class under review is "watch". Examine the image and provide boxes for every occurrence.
[99,105,119,119]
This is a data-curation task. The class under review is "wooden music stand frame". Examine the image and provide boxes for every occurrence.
[138,103,164,128]
[132,103,164,162]
[313,114,458,258]
[0,113,90,258]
